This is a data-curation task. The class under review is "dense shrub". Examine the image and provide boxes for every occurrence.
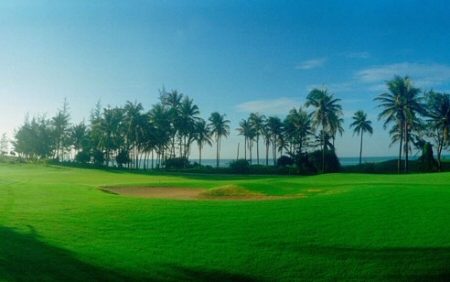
[0,155,16,164]
[341,162,376,173]
[418,142,438,172]
[308,149,341,173]
[277,155,294,167]
[116,150,130,168]
[92,150,104,166]
[165,157,190,169]
[75,151,91,164]
[228,159,250,174]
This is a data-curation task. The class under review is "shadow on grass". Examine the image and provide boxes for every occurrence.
[0,225,142,282]
[154,264,265,282]
[276,243,450,281]
[0,226,264,282]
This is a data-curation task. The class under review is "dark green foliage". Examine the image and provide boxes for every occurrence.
[309,149,341,173]
[11,81,450,175]
[277,155,294,167]
[228,159,250,174]
[75,151,91,164]
[165,157,190,169]
[92,150,104,166]
[13,116,55,161]
[341,158,450,174]
[115,150,130,168]
[292,152,313,173]
[419,142,438,172]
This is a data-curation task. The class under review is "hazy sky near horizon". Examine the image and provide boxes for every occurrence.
[2,1,450,159]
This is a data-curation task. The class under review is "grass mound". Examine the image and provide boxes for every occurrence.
[200,185,262,197]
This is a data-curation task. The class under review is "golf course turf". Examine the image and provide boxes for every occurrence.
[1,164,450,281]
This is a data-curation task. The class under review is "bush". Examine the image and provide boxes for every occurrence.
[418,142,438,172]
[92,150,104,166]
[228,159,250,174]
[308,149,341,173]
[277,155,294,167]
[116,150,130,168]
[165,157,190,169]
[75,151,91,164]
[341,162,376,173]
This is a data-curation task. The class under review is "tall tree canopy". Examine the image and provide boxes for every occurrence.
[349,110,373,165]
[305,88,343,173]
[375,75,425,173]
[208,112,230,168]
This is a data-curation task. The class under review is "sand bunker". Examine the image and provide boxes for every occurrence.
[101,186,306,201]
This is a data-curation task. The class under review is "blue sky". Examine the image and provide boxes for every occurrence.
[1,1,450,159]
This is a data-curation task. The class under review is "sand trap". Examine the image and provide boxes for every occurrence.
[101,186,306,201]
[101,187,207,200]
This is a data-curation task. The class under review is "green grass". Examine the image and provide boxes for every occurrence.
[1,164,450,281]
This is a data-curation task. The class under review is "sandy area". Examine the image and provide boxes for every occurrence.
[101,186,306,201]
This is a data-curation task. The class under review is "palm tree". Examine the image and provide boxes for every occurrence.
[51,99,71,161]
[178,96,200,158]
[314,130,333,152]
[262,124,271,166]
[91,107,124,166]
[277,133,288,158]
[249,113,266,165]
[93,107,125,167]
[160,89,183,158]
[148,103,171,168]
[236,119,255,162]
[329,116,345,149]
[265,116,283,166]
[193,119,212,165]
[139,113,157,169]
[70,121,90,158]
[124,100,145,169]
[284,107,312,158]
[374,75,424,173]
[208,112,230,168]
[305,87,343,173]
[349,110,373,165]
[424,90,450,171]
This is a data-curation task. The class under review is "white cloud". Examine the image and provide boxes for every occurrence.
[355,62,450,87]
[296,58,327,70]
[235,98,303,115]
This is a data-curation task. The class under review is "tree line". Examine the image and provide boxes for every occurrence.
[12,89,230,170]
[11,75,450,173]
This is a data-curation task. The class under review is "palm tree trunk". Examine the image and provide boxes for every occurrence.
[437,137,443,172]
[359,132,363,165]
[404,122,409,174]
[216,136,220,168]
[272,135,277,166]
[322,129,325,174]
[244,138,247,160]
[398,121,403,174]
[199,144,202,166]
[249,141,252,164]
[256,135,259,165]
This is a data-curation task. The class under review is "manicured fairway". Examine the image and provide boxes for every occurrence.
[1,164,450,281]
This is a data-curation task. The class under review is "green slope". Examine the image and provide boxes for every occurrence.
[1,164,450,281]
